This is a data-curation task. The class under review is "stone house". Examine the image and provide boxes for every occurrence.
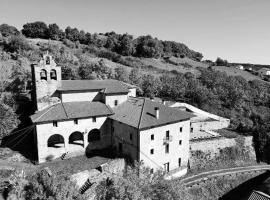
[30,53,194,176]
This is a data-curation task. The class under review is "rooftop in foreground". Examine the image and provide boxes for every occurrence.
[58,80,134,94]
[31,101,114,123]
[109,97,195,130]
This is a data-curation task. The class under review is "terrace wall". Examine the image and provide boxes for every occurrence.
[189,136,256,169]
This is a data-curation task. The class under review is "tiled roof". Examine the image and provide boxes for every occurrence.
[31,101,113,123]
[109,97,194,130]
[248,191,270,200]
[58,80,130,94]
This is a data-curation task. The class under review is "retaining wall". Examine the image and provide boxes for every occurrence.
[189,136,256,169]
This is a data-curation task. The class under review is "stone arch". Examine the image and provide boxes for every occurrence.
[40,69,47,81]
[47,134,64,148]
[88,129,101,142]
[50,69,57,80]
[69,131,84,147]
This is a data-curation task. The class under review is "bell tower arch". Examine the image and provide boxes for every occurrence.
[31,52,62,111]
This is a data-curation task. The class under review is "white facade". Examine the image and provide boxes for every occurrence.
[60,91,100,102]
[128,88,136,97]
[140,120,190,172]
[35,116,110,163]
[111,119,191,173]
[105,94,128,108]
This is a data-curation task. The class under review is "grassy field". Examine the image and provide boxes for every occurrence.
[214,65,263,81]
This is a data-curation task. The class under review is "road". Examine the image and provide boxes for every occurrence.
[180,165,270,187]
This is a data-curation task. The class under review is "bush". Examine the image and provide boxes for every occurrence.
[4,35,32,53]
[0,24,20,37]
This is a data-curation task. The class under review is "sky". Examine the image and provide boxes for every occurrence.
[0,0,269,64]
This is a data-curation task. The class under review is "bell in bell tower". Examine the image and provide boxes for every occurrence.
[31,52,62,111]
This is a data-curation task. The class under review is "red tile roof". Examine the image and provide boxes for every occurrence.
[109,97,194,130]
[31,101,113,123]
[58,80,130,94]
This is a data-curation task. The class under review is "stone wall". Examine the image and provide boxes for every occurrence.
[189,136,256,169]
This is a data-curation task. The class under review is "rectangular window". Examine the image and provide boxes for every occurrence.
[92,117,96,123]
[151,134,154,140]
[179,140,182,145]
[178,158,181,167]
[130,133,133,141]
[74,119,78,125]
[164,162,170,172]
[150,168,154,174]
[191,127,193,133]
[166,131,170,139]
[180,127,183,132]
[53,121,58,127]
[165,144,169,154]
[114,100,118,106]
[150,149,154,154]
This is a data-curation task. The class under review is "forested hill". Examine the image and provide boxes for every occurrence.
[0,22,203,61]
[1,22,270,164]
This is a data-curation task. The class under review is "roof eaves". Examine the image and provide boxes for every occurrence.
[32,104,58,123]
[139,117,191,131]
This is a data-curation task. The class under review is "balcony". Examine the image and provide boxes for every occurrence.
[163,135,173,144]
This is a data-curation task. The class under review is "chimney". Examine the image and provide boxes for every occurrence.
[154,107,159,119]
[162,100,166,105]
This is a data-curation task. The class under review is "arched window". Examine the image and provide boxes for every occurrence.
[47,134,64,148]
[40,69,47,81]
[69,131,84,146]
[46,56,50,65]
[88,129,101,142]
[50,69,57,80]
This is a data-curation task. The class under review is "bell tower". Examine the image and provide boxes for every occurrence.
[31,52,62,111]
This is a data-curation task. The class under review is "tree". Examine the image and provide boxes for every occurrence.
[65,26,80,42]
[22,21,48,39]
[47,23,65,40]
[4,35,32,53]
[95,162,182,200]
[135,35,163,58]
[7,169,87,200]
[114,66,129,82]
[215,57,228,66]
[129,67,141,86]
[0,24,20,37]
[140,74,160,98]
[117,34,134,56]
[0,102,19,140]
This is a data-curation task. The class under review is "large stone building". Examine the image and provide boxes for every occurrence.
[30,53,193,176]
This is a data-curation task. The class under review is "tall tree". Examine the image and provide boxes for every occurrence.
[114,66,129,82]
[47,23,65,40]
[0,24,20,37]
[22,21,48,39]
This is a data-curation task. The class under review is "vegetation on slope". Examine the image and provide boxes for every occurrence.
[1,21,270,199]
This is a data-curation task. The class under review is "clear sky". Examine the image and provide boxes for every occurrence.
[0,0,269,64]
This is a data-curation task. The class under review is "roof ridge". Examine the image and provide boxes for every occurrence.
[61,102,69,119]
[137,98,146,129]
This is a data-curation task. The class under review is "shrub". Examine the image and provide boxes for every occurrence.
[4,35,32,53]
[63,38,76,48]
